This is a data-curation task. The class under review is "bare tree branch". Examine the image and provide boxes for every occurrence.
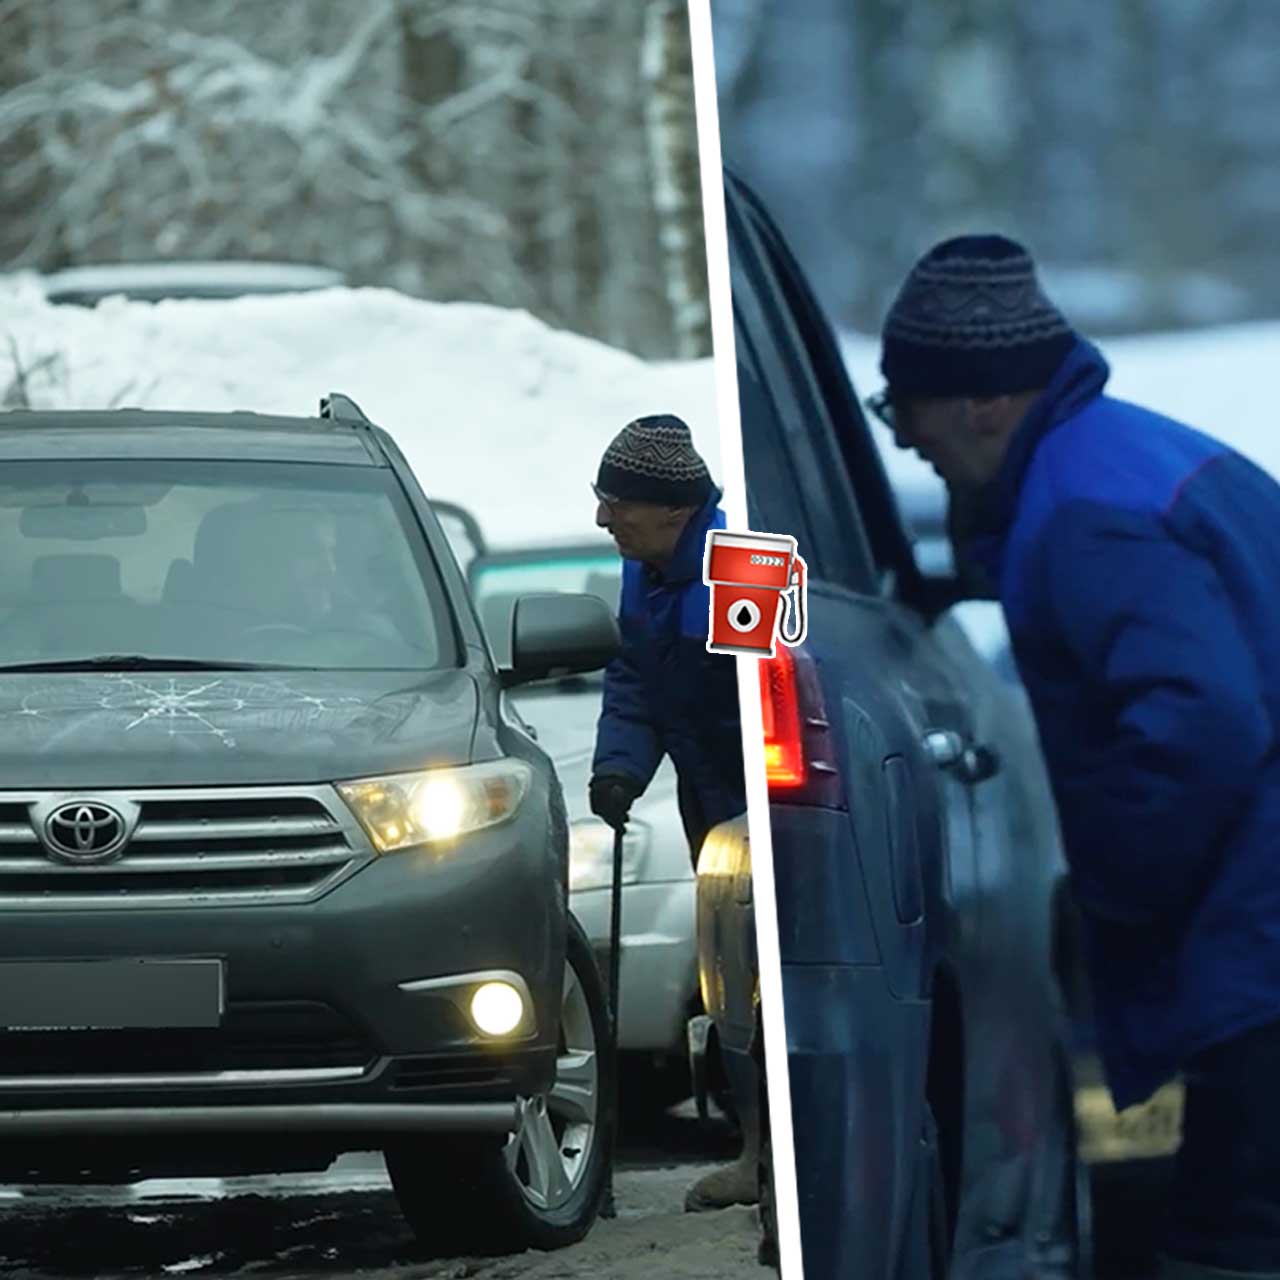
[3,334,63,409]
[0,0,703,357]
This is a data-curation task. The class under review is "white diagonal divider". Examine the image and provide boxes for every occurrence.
[686,4,805,1277]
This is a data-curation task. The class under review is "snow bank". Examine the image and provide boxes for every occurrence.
[0,281,720,548]
[1103,324,1280,478]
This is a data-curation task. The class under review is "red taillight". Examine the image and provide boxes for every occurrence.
[758,643,845,807]
[760,648,805,789]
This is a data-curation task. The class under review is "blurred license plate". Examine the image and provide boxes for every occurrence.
[0,959,224,1031]
[1075,1080,1184,1163]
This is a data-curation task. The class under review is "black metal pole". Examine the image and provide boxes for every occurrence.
[600,820,626,1220]
[607,822,625,1047]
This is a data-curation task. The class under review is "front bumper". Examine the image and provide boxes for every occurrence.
[0,798,564,1120]
[0,1100,518,1137]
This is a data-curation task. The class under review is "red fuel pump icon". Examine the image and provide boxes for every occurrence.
[703,530,807,659]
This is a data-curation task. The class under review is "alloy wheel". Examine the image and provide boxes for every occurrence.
[505,961,600,1211]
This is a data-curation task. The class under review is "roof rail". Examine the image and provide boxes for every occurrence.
[319,392,373,426]
[318,391,387,466]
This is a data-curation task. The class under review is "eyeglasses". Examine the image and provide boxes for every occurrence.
[863,388,895,431]
[592,483,624,513]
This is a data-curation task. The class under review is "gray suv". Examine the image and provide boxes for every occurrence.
[0,395,618,1254]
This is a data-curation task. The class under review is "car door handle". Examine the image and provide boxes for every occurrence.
[922,730,1000,784]
[922,729,964,767]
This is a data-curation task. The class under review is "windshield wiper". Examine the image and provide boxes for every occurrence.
[0,655,310,673]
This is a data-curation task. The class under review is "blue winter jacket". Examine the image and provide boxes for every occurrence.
[592,489,745,852]
[969,338,1280,1109]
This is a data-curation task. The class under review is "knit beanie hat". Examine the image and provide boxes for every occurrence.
[880,234,1077,397]
[595,414,714,507]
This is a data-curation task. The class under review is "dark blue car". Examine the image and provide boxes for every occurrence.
[691,173,1093,1279]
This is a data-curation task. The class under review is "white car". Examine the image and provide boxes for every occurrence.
[39,260,346,306]
[435,506,699,1109]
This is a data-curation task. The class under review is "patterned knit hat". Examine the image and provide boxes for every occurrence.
[880,234,1077,397]
[596,414,713,507]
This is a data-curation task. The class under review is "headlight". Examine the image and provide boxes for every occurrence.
[337,760,533,853]
[568,817,648,892]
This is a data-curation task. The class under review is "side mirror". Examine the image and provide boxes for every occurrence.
[502,592,621,689]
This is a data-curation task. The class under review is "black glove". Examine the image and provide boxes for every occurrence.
[589,774,643,832]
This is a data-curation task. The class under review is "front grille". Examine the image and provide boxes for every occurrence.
[0,1001,376,1078]
[390,1053,524,1093]
[0,786,371,908]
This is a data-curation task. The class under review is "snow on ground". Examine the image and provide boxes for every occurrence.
[0,280,720,550]
[0,1162,765,1279]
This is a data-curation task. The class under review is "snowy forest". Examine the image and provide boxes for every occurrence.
[713,0,1280,338]
[0,0,710,360]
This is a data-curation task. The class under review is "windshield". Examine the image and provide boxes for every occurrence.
[470,551,621,669]
[0,459,455,671]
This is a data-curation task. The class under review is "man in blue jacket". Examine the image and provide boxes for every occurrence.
[872,234,1280,1279]
[590,414,745,864]
[589,413,752,1212]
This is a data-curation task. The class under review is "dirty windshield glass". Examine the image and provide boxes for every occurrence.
[470,552,620,668]
[0,460,454,670]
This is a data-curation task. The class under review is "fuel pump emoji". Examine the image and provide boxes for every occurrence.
[703,530,807,659]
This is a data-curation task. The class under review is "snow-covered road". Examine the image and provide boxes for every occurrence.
[0,1142,766,1278]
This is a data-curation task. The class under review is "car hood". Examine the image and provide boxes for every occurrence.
[508,681,679,828]
[0,669,478,789]
[507,682,602,777]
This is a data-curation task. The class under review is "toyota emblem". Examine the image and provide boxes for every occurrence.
[43,802,128,864]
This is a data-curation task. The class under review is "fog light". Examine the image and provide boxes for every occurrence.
[470,981,525,1037]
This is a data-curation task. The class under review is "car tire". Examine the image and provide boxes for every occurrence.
[386,915,614,1256]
